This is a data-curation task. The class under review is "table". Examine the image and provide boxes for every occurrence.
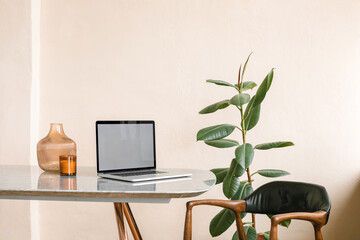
[0,165,215,239]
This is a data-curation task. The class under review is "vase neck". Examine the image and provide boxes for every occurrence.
[48,123,65,136]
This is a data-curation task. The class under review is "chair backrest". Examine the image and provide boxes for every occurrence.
[244,181,331,223]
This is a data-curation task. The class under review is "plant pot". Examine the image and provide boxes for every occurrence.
[37,123,76,171]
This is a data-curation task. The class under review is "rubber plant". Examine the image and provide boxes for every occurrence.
[196,53,294,240]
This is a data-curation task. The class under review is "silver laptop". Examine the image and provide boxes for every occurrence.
[96,120,191,182]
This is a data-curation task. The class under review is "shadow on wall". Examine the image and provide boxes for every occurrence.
[327,178,360,239]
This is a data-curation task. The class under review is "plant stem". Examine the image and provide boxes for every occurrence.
[240,104,256,229]
[238,68,256,229]
[246,169,252,185]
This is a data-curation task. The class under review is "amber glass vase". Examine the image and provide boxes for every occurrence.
[37,123,76,171]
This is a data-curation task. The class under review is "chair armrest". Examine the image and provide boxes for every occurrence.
[186,199,246,213]
[268,211,328,240]
[184,200,247,240]
[271,211,328,227]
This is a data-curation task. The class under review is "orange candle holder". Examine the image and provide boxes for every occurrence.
[59,155,77,176]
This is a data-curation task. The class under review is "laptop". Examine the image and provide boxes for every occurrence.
[96,120,192,182]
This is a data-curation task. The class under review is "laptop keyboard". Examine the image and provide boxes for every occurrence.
[112,170,166,177]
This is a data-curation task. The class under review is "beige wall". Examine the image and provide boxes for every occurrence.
[38,0,360,239]
[0,1,32,163]
[1,0,360,239]
[0,0,32,239]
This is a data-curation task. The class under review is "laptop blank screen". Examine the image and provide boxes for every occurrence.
[97,122,155,172]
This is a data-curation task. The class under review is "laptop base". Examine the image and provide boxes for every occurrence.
[98,168,192,182]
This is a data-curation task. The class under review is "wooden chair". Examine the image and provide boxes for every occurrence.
[184,181,331,240]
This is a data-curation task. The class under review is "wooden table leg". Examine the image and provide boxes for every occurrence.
[114,202,128,240]
[114,202,142,240]
[122,203,142,240]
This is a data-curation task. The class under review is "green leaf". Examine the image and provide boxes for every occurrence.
[243,69,273,131]
[244,144,254,169]
[257,169,290,178]
[235,146,245,169]
[199,100,230,114]
[279,219,291,228]
[223,165,240,198]
[230,93,250,106]
[233,226,257,240]
[228,158,245,178]
[267,215,291,228]
[207,79,236,88]
[234,81,257,91]
[210,209,235,237]
[244,95,255,117]
[197,124,236,141]
[263,231,270,240]
[241,53,253,83]
[254,141,295,150]
[231,183,251,219]
[243,96,261,131]
[210,168,228,184]
[235,143,254,169]
[232,183,253,200]
[232,231,239,240]
[241,81,257,91]
[245,226,257,240]
[205,139,239,148]
[245,104,260,131]
[253,69,274,106]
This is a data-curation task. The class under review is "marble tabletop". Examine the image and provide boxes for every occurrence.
[0,165,215,203]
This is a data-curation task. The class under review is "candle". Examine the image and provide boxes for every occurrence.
[59,155,77,176]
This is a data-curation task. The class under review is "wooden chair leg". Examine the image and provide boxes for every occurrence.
[183,202,193,240]
[114,202,128,240]
[313,225,323,240]
[269,220,278,240]
[234,212,246,240]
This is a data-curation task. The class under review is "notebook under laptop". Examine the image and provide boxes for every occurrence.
[96,120,191,182]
